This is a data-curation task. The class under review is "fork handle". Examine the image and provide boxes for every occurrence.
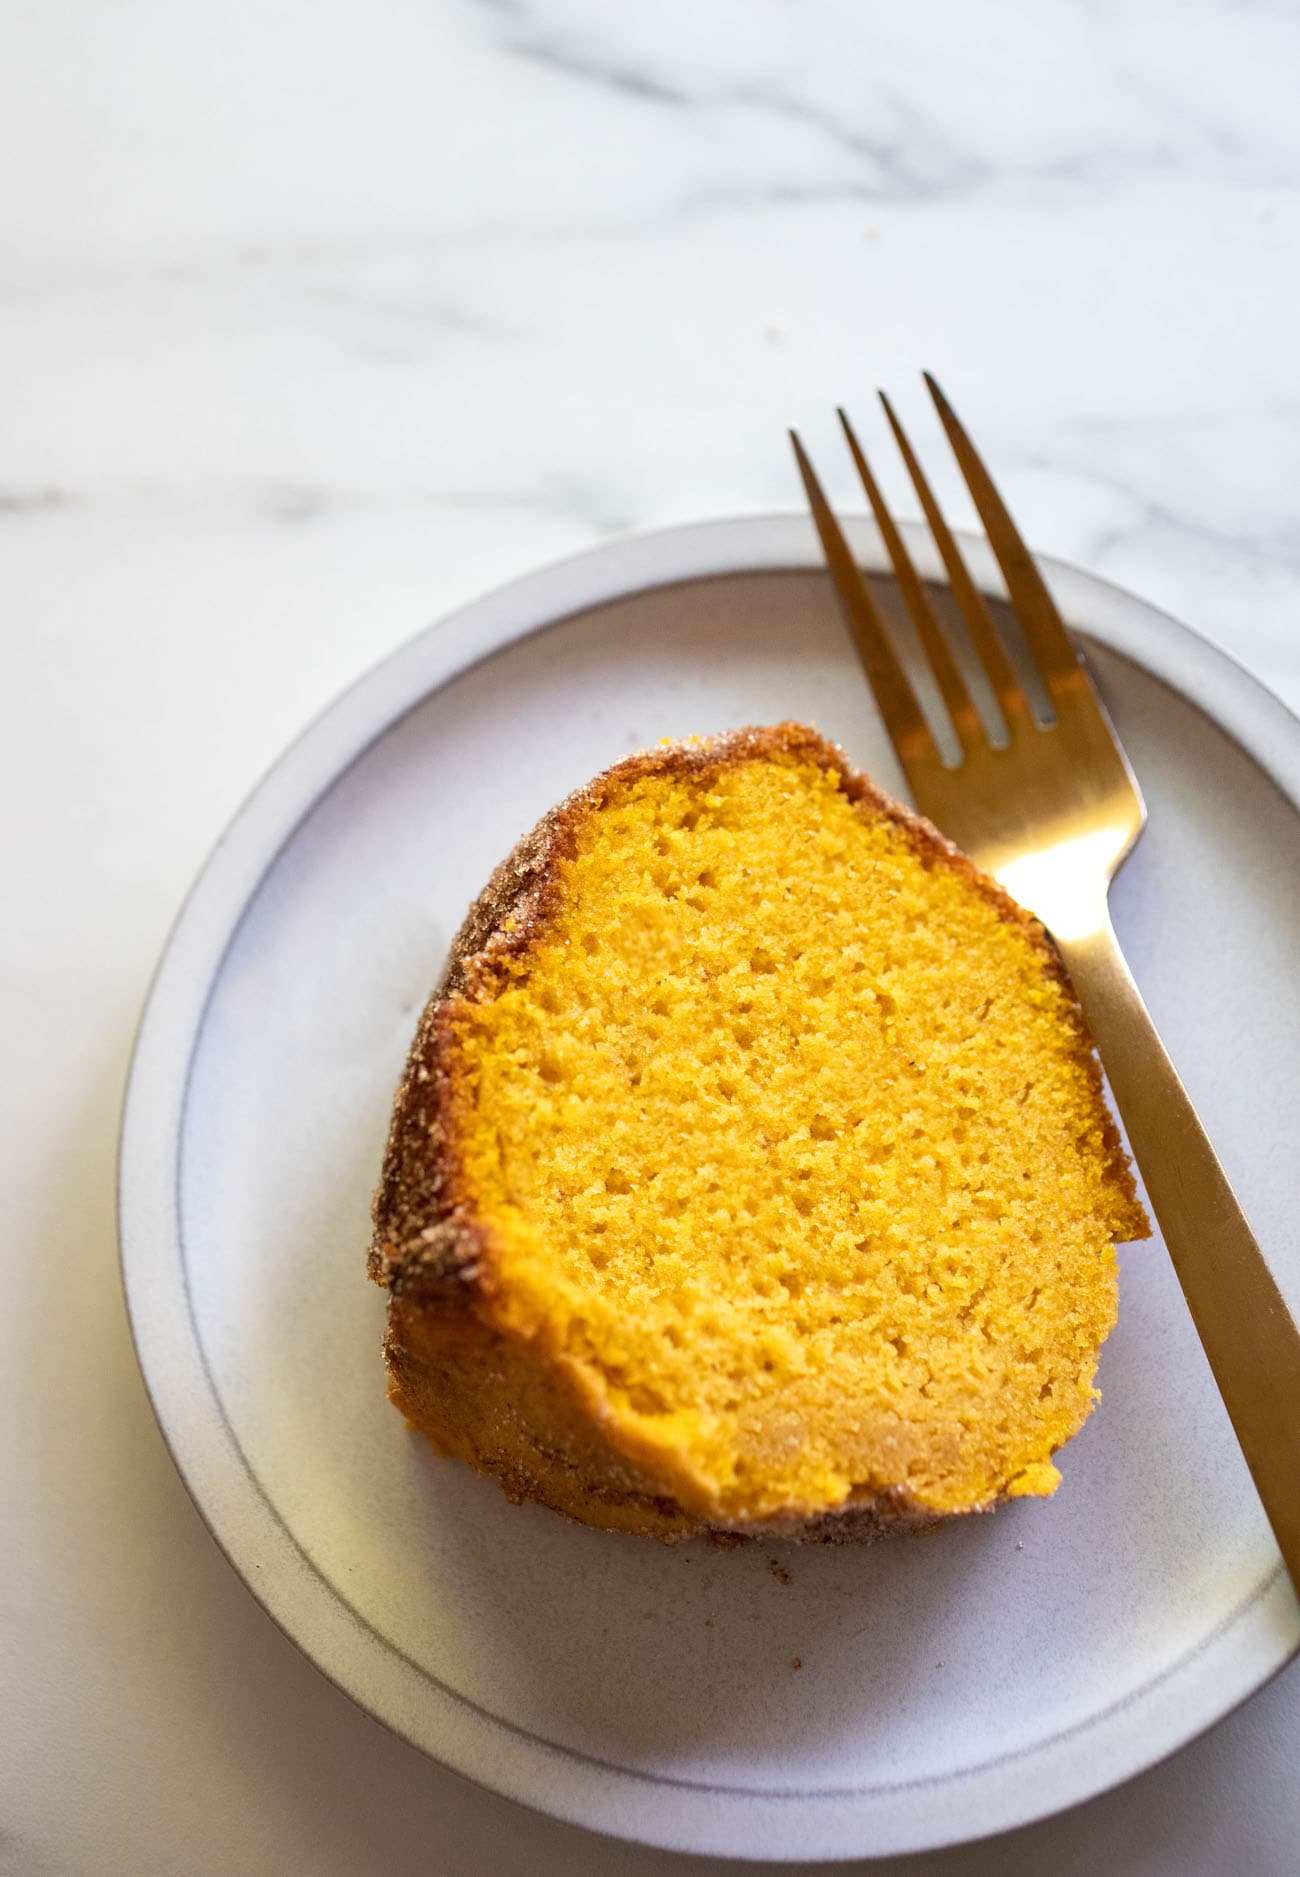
[1057,912,1300,1597]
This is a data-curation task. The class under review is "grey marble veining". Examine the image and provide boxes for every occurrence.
[2,0,1298,724]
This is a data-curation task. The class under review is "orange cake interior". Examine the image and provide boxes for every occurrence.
[418,729,1147,1525]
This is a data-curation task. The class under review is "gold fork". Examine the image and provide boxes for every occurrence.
[792,376,1300,1594]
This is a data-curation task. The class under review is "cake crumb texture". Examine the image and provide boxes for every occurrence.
[372,723,1147,1539]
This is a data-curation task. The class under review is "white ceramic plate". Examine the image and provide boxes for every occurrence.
[119,517,1300,1863]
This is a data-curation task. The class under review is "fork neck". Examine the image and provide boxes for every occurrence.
[994,849,1116,949]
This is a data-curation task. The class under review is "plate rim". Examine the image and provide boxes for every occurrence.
[118,514,1300,1862]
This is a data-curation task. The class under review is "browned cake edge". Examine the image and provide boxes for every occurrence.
[369,721,1147,1544]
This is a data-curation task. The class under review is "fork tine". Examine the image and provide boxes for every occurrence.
[836,407,978,755]
[924,373,1089,707]
[878,390,1032,736]
[789,429,937,771]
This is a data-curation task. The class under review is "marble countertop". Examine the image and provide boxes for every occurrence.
[2,2,1297,1872]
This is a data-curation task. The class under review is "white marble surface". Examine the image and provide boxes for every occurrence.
[3,2,1299,1872]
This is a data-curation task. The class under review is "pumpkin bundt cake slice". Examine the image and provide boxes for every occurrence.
[370,723,1147,1541]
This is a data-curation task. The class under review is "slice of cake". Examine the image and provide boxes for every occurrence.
[370,723,1147,1541]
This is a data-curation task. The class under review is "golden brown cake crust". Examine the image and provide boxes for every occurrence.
[369,722,1143,1543]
